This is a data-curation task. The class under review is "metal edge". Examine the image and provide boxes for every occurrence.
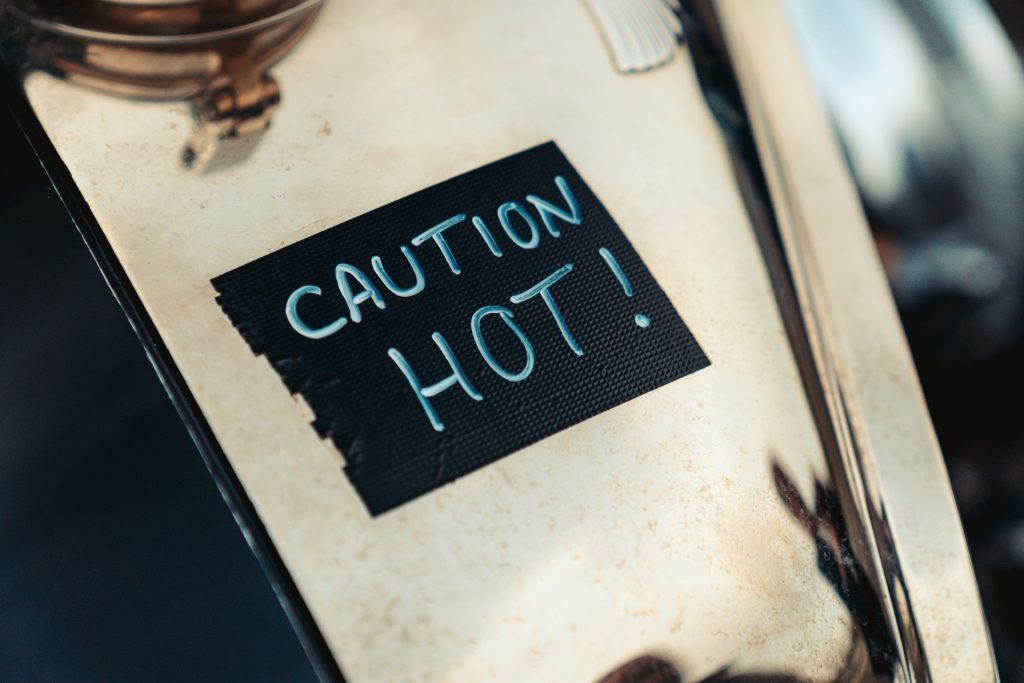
[0,62,348,683]
[679,0,927,677]
[680,0,998,678]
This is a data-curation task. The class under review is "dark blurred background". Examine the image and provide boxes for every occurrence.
[0,112,318,681]
[787,0,1024,678]
[1,1,1023,681]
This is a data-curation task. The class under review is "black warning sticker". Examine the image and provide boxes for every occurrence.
[213,142,708,515]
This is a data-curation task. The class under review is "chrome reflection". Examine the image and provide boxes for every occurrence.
[595,460,905,682]
[2,0,324,171]
[679,0,928,677]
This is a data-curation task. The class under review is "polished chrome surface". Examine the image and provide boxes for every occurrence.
[0,0,995,680]
[2,0,324,170]
[681,5,912,677]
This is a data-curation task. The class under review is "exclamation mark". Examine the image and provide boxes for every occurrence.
[598,247,650,328]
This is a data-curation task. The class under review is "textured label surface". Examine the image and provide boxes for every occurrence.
[213,142,708,514]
